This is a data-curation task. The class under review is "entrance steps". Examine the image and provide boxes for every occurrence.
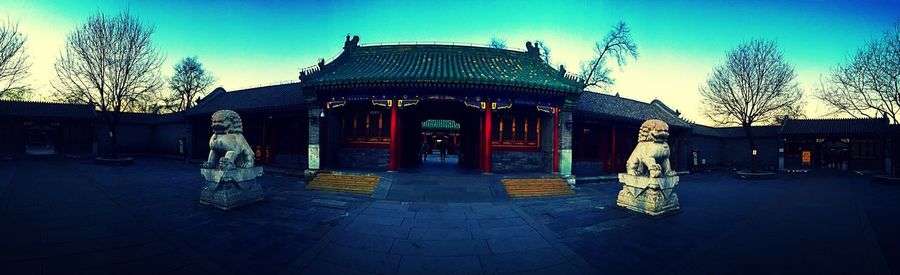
[500,178,575,198]
[306,173,380,195]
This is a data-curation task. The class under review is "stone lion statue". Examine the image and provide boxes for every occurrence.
[202,110,255,170]
[625,119,676,178]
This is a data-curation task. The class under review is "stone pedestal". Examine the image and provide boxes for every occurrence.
[200,167,264,211]
[616,173,680,216]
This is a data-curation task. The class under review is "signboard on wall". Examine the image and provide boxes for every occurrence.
[801,151,811,165]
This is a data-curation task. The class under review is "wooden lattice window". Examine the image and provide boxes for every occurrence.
[342,109,390,145]
[492,113,540,149]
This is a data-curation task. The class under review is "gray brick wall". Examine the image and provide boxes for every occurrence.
[339,147,389,169]
[307,107,321,145]
[538,115,556,173]
[492,151,545,172]
[559,111,573,150]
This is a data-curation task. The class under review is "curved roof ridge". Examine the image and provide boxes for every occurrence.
[359,41,527,52]
[228,80,301,92]
[783,117,885,121]
[0,98,93,106]
[300,38,583,93]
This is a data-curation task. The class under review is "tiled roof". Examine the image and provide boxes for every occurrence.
[691,124,780,138]
[422,119,460,131]
[574,92,690,129]
[301,44,582,93]
[779,118,888,135]
[0,100,95,119]
[188,82,304,115]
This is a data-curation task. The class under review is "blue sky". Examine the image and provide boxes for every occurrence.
[3,0,899,124]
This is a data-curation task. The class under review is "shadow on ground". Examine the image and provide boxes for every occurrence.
[0,157,898,274]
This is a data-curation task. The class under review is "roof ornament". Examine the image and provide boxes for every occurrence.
[558,65,567,77]
[344,34,360,51]
[317,58,325,69]
[525,41,540,57]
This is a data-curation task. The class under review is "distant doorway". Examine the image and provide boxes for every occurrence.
[820,139,849,170]
[398,100,481,172]
[419,119,461,170]
[25,124,57,155]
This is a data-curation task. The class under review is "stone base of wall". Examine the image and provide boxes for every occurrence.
[339,148,389,170]
[272,153,307,169]
[573,161,604,176]
[492,151,545,172]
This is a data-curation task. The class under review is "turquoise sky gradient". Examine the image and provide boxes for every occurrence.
[3,0,899,124]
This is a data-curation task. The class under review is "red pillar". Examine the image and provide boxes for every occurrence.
[552,108,560,173]
[483,102,493,173]
[478,118,484,170]
[389,100,399,171]
[610,126,617,172]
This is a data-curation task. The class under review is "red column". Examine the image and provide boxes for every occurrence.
[552,108,560,173]
[483,102,493,173]
[610,126,617,172]
[478,117,484,170]
[389,100,399,171]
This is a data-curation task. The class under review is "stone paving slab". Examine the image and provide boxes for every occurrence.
[3,157,900,274]
[396,255,483,275]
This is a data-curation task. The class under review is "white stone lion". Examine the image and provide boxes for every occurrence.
[625,119,676,178]
[202,110,255,170]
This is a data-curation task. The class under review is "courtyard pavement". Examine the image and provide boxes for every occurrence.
[1,157,898,274]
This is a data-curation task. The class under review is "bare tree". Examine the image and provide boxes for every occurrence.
[580,21,638,90]
[816,24,900,123]
[52,12,164,158]
[488,37,507,49]
[0,18,30,100]
[700,39,803,172]
[166,56,215,112]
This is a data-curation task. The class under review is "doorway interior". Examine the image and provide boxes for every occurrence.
[25,124,57,155]
[399,100,481,172]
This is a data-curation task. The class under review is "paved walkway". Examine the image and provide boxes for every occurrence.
[2,157,899,274]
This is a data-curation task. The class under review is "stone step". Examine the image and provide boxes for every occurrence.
[509,193,574,198]
[307,186,374,195]
[306,174,380,195]
[310,180,378,185]
[308,183,377,189]
[504,189,574,193]
[504,187,574,192]
[500,178,574,198]
[504,184,569,188]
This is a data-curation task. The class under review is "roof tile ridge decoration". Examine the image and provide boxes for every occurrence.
[649,99,689,127]
[190,87,226,113]
[228,80,301,93]
[0,98,93,106]
[784,117,883,121]
[299,35,582,92]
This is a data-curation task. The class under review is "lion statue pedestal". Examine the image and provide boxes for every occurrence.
[199,110,265,211]
[616,119,680,216]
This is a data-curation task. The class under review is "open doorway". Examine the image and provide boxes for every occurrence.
[420,119,460,167]
[398,100,481,172]
[25,124,57,155]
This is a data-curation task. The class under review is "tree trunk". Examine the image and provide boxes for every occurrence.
[743,124,757,172]
[110,123,118,159]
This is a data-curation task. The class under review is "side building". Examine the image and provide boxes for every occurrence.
[0,39,896,176]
